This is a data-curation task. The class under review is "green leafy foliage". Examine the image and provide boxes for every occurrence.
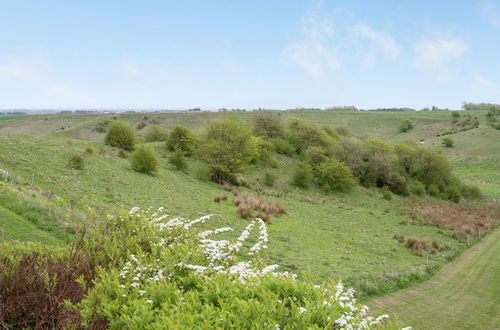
[104,120,136,151]
[199,118,257,183]
[68,154,84,170]
[443,138,454,148]
[166,126,197,155]
[292,162,313,189]
[144,125,168,142]
[315,158,357,192]
[168,151,188,172]
[130,144,158,175]
[399,119,414,133]
[252,111,285,138]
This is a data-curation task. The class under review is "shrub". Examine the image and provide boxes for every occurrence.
[168,151,188,172]
[84,146,94,155]
[451,111,460,118]
[166,126,196,156]
[315,158,357,192]
[427,184,440,197]
[94,119,109,133]
[199,118,257,183]
[460,183,481,199]
[273,137,296,155]
[213,195,228,203]
[405,237,432,254]
[392,234,405,243]
[234,192,286,218]
[335,126,350,136]
[444,186,461,203]
[409,181,426,196]
[136,122,147,130]
[442,138,454,148]
[286,118,335,152]
[104,120,136,151]
[68,154,84,170]
[304,146,328,168]
[130,144,158,174]
[382,188,393,200]
[399,119,414,132]
[292,162,313,189]
[253,137,274,165]
[144,125,168,142]
[263,171,277,187]
[252,111,284,138]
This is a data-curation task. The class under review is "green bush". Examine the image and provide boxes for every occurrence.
[253,137,274,165]
[199,118,257,183]
[144,125,168,142]
[166,126,197,156]
[286,118,335,153]
[130,144,158,174]
[335,126,350,136]
[315,158,357,192]
[444,186,461,203]
[252,111,284,138]
[84,146,94,155]
[136,122,147,130]
[168,151,188,172]
[68,154,84,170]
[460,183,481,199]
[273,138,296,155]
[304,146,328,168]
[263,171,277,187]
[427,184,440,197]
[399,119,414,132]
[451,112,460,118]
[409,181,426,196]
[382,187,393,200]
[104,120,136,151]
[443,138,454,148]
[292,162,313,189]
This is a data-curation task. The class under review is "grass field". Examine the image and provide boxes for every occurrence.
[369,227,500,329]
[0,109,498,299]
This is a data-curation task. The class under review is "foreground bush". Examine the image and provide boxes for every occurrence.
[399,119,413,133]
[144,124,168,142]
[68,154,84,170]
[78,208,393,329]
[130,144,158,174]
[104,120,136,151]
[315,159,357,192]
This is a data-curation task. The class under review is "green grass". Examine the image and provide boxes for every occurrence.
[0,109,498,292]
[0,133,474,289]
[369,228,500,329]
[0,205,64,245]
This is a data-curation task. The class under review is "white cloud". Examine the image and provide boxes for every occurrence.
[350,23,399,59]
[480,0,500,26]
[284,16,339,78]
[413,36,468,69]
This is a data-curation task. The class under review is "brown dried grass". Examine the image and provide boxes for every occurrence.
[214,194,228,203]
[234,192,286,219]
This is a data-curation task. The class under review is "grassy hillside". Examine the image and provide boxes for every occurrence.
[0,110,498,296]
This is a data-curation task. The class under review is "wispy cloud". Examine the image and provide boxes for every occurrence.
[480,0,500,26]
[413,35,467,69]
[350,23,399,59]
[284,15,339,78]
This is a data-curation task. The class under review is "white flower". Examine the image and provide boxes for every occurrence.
[298,307,307,314]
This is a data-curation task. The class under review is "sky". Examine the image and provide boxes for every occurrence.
[1,0,500,110]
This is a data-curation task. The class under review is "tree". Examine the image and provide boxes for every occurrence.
[166,126,197,156]
[144,125,168,142]
[252,111,284,138]
[104,120,136,151]
[130,144,158,174]
[315,158,357,192]
[200,118,257,183]
[443,138,454,148]
[399,119,414,133]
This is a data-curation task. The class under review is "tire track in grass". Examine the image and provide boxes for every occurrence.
[369,228,500,329]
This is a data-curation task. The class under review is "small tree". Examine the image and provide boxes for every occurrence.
[292,162,313,189]
[130,144,158,174]
[168,151,188,172]
[443,138,454,148]
[144,125,168,142]
[315,158,357,192]
[399,119,414,133]
[200,118,257,183]
[252,111,285,138]
[166,126,197,156]
[451,112,460,118]
[104,120,136,151]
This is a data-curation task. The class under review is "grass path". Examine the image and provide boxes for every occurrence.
[369,228,500,329]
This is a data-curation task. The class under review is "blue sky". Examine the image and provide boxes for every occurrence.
[1,0,500,110]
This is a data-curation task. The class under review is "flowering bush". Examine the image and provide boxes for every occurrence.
[80,207,396,329]
[0,168,10,182]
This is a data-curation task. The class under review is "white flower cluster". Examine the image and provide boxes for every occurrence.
[114,207,398,329]
[0,169,10,182]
